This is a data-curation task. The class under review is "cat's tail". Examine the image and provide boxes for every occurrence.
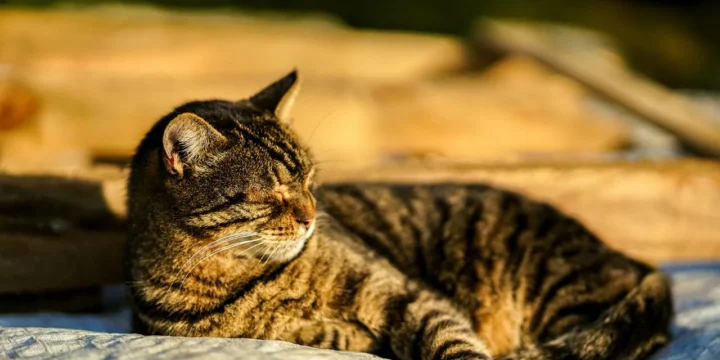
[503,271,673,360]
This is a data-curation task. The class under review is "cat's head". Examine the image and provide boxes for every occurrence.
[129,70,317,263]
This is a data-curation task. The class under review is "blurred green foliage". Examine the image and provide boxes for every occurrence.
[2,0,719,91]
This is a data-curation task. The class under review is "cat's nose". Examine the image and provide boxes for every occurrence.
[294,206,315,229]
[296,216,314,229]
[293,201,316,229]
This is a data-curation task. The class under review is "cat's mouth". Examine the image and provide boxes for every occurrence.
[294,221,315,244]
[260,221,315,243]
[242,221,316,263]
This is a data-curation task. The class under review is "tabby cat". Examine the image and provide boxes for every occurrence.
[126,71,673,360]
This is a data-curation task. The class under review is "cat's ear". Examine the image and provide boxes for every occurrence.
[162,112,227,178]
[248,70,301,123]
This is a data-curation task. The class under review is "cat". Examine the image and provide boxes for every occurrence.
[126,70,673,360]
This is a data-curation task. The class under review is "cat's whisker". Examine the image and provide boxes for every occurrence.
[306,111,335,143]
[176,240,267,289]
[179,232,260,268]
[170,237,264,288]
[253,243,274,271]
[210,232,262,247]
[263,244,282,267]
[260,245,272,263]
[173,232,260,278]
[232,240,268,259]
[280,241,294,262]
[173,236,263,278]
[178,243,262,289]
[176,239,267,290]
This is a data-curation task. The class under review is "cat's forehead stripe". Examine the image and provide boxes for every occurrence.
[233,122,301,171]
[271,162,292,184]
[252,122,305,170]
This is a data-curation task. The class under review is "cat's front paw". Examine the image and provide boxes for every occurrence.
[428,335,493,360]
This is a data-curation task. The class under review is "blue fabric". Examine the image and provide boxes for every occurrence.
[650,263,720,359]
[1,264,719,359]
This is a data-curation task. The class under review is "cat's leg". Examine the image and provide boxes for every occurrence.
[389,289,491,360]
[278,319,378,353]
[504,259,672,360]
[277,281,491,360]
[353,278,492,360]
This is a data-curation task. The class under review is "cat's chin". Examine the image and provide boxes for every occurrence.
[280,222,315,261]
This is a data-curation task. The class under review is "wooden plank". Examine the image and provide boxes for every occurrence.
[0,74,37,131]
[0,7,465,83]
[0,172,125,292]
[0,74,91,172]
[475,19,720,156]
[3,9,660,167]
[373,57,632,159]
[12,75,382,166]
[0,231,125,293]
[3,59,638,166]
[0,7,465,166]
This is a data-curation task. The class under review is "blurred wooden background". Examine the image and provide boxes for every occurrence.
[1,5,720,309]
[3,6,699,172]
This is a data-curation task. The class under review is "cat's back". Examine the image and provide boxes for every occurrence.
[315,182,602,280]
[316,182,567,242]
[317,182,538,214]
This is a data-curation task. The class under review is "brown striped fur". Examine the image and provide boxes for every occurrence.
[126,71,672,360]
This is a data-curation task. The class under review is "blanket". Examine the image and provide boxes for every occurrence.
[1,264,719,359]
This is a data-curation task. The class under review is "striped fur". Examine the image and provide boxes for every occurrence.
[126,71,672,360]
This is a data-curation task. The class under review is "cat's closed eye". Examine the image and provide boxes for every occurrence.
[273,185,290,205]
